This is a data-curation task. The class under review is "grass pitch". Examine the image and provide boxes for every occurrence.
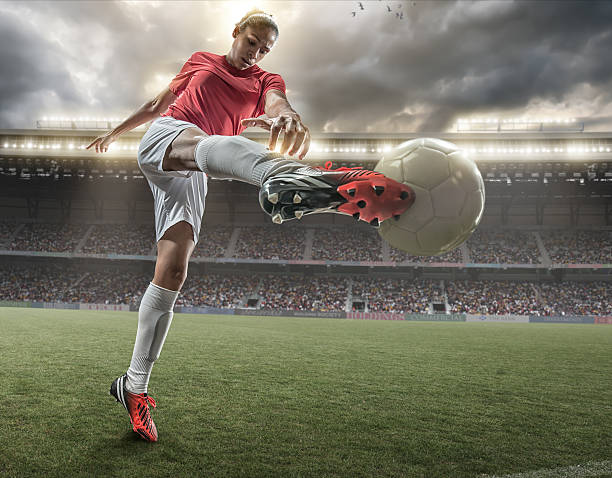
[0,309,611,478]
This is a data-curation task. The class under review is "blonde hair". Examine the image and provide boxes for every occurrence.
[235,9,279,38]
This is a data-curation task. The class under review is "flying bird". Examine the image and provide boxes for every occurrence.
[352,11,356,16]
[387,5,392,12]
[358,1,364,9]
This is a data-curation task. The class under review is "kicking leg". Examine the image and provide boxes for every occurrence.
[161,127,316,186]
[163,128,415,226]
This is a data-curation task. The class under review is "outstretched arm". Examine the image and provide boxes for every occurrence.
[86,87,177,153]
[241,89,311,160]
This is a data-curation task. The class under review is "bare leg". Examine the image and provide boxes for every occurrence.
[162,127,207,173]
[153,220,196,290]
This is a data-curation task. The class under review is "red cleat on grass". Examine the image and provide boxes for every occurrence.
[259,162,415,226]
[110,374,158,442]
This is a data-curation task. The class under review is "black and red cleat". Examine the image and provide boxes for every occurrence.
[110,374,158,442]
[259,162,415,226]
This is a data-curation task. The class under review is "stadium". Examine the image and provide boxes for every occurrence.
[1,118,610,318]
[1,118,611,477]
[1,1,611,477]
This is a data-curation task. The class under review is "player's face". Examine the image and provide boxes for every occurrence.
[227,25,276,70]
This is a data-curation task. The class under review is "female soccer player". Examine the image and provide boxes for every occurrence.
[87,9,414,442]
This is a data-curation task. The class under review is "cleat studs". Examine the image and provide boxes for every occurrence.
[400,191,409,200]
[347,188,356,197]
[272,213,283,224]
[295,210,304,219]
[293,193,302,204]
[268,192,279,204]
[357,200,366,208]
[353,212,360,221]
[394,214,401,221]
[373,185,385,196]
[369,218,379,227]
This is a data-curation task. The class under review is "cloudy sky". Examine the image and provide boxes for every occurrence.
[1,0,611,133]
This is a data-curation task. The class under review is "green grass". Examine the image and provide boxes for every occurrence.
[0,308,611,478]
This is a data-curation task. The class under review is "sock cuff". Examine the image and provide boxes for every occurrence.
[194,135,224,173]
[141,282,179,311]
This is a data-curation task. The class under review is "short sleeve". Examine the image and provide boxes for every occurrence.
[254,73,287,117]
[168,52,200,96]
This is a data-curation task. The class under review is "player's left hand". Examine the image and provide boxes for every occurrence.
[241,114,311,160]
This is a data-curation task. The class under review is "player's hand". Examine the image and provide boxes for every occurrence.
[241,114,311,160]
[86,132,117,153]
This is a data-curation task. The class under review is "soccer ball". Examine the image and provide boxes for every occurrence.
[375,138,485,256]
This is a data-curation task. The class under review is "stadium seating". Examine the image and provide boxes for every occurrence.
[466,230,542,264]
[3,262,609,316]
[82,224,155,255]
[10,223,88,253]
[540,230,612,264]
[446,280,540,315]
[352,277,443,313]
[389,246,463,263]
[258,274,348,311]
[312,227,382,262]
[178,273,260,308]
[538,280,611,316]
[233,225,305,260]
[192,225,233,258]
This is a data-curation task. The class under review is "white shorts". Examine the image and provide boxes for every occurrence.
[137,116,208,244]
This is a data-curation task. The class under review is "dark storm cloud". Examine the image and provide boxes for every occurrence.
[274,0,612,132]
[0,1,611,132]
[0,8,84,128]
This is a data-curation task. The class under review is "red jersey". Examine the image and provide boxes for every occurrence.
[161,51,286,136]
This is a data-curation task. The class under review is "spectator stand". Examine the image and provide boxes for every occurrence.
[466,229,542,264]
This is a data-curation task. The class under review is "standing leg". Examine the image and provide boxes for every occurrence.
[126,221,195,394]
[110,221,194,442]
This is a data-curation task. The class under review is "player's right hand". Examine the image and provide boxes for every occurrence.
[86,132,116,153]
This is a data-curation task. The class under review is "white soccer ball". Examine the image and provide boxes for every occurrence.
[375,138,485,256]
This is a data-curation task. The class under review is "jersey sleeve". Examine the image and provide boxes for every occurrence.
[254,73,287,117]
[168,52,200,97]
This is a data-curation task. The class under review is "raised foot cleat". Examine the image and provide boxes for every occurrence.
[259,164,415,226]
[110,374,158,442]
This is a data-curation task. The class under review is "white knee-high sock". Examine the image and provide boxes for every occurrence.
[125,282,179,394]
[194,135,316,186]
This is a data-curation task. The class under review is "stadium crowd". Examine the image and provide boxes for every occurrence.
[1,264,610,316]
[258,274,348,311]
[0,221,17,247]
[192,225,233,258]
[352,277,443,313]
[0,264,80,302]
[466,230,542,264]
[389,246,464,263]
[65,270,149,304]
[9,223,88,253]
[538,281,611,316]
[2,222,610,267]
[82,224,155,255]
[541,230,612,264]
[233,225,305,260]
[311,227,383,262]
[178,273,260,308]
[446,280,540,315]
